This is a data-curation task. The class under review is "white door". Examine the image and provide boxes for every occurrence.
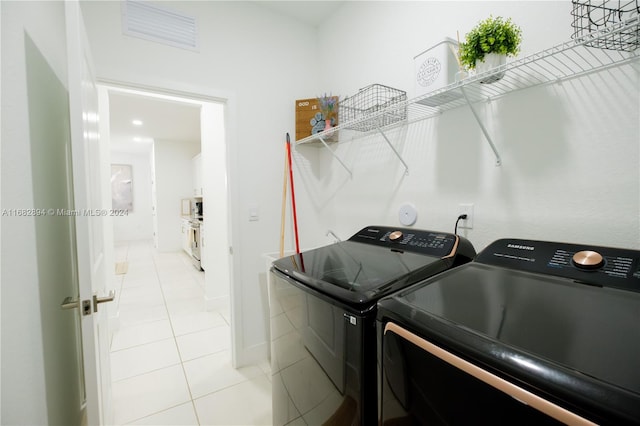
[65,2,113,424]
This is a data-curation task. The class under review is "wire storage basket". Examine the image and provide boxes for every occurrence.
[571,0,640,51]
[339,84,407,132]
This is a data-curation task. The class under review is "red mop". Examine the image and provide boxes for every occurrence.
[285,133,300,254]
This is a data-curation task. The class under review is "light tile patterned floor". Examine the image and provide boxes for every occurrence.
[110,240,271,425]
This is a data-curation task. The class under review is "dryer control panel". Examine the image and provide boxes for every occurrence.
[476,238,640,292]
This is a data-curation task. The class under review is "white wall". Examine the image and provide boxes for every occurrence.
[298,1,640,253]
[154,139,200,251]
[201,103,231,308]
[1,1,68,423]
[110,150,155,242]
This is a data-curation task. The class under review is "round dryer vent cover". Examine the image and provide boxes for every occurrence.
[399,204,417,226]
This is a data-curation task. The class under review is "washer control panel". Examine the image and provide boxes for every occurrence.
[476,238,640,293]
[349,226,458,257]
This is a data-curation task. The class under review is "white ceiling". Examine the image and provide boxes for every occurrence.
[254,1,346,27]
[108,2,346,154]
[108,91,202,153]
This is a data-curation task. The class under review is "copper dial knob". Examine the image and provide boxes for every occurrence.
[572,250,604,270]
[389,231,404,242]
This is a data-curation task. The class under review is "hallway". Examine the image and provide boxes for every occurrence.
[110,241,271,425]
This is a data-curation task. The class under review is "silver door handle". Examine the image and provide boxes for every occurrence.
[61,296,92,316]
[93,290,115,312]
[61,296,79,310]
[61,291,114,314]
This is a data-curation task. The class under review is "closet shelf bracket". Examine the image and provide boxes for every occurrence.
[376,127,409,175]
[460,87,502,166]
[318,136,353,177]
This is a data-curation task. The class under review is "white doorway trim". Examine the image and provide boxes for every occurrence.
[96,78,243,367]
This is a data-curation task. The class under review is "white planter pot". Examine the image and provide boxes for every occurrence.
[475,53,507,84]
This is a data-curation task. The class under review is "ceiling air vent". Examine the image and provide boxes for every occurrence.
[122,0,198,51]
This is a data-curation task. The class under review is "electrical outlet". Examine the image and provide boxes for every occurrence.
[458,203,474,229]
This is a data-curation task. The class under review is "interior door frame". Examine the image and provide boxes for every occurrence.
[96,78,241,366]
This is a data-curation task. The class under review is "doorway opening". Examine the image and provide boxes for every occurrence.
[97,82,234,366]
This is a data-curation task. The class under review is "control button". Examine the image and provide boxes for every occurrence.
[572,250,604,270]
[389,231,403,242]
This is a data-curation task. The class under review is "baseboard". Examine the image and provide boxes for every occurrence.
[234,341,269,368]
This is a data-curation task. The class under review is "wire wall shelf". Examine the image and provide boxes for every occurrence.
[296,16,640,171]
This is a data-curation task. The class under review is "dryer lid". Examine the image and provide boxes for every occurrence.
[390,261,640,396]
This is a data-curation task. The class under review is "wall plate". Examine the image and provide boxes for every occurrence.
[399,204,417,226]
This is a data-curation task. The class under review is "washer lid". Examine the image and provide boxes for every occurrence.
[389,262,640,396]
[272,240,450,307]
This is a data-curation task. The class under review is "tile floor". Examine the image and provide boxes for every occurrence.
[110,240,272,425]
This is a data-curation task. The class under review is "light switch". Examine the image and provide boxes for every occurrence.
[249,206,259,221]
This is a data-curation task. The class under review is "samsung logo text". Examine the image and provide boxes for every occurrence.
[507,244,535,251]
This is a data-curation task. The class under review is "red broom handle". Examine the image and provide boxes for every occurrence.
[286,133,300,254]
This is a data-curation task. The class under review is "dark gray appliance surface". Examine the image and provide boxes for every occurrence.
[377,238,640,425]
[271,225,476,311]
[269,225,475,426]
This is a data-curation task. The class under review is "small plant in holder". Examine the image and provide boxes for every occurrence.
[459,16,522,81]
